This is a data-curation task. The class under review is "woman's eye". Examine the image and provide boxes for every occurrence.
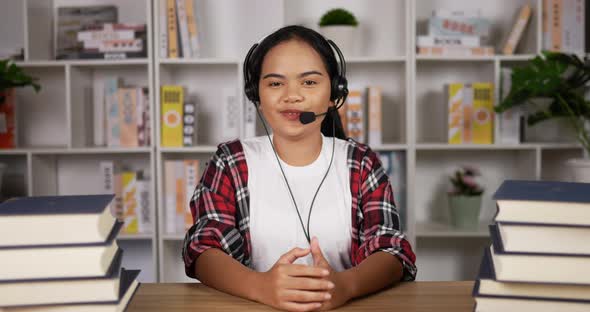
[303,80,317,86]
[268,81,282,87]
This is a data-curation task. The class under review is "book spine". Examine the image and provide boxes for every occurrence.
[183,102,196,146]
[367,86,382,146]
[222,88,240,141]
[561,0,585,52]
[164,160,177,234]
[175,160,186,233]
[159,0,168,58]
[243,95,257,138]
[447,83,464,144]
[114,173,124,221]
[136,88,145,147]
[338,99,348,137]
[417,46,494,56]
[143,88,151,147]
[472,83,494,144]
[0,88,16,148]
[176,0,191,58]
[118,88,139,148]
[185,0,200,57]
[78,30,136,43]
[417,35,480,47]
[543,0,552,50]
[99,161,115,194]
[122,171,139,234]
[184,159,199,231]
[462,84,474,143]
[552,0,563,51]
[167,0,179,58]
[432,9,481,18]
[428,16,491,38]
[346,88,365,143]
[498,68,521,144]
[502,4,532,55]
[161,85,184,147]
[136,173,151,234]
[93,77,105,146]
[105,78,120,147]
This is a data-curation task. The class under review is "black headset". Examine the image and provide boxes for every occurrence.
[243,36,349,108]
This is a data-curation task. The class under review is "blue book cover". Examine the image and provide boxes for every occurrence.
[493,180,590,203]
[0,194,115,216]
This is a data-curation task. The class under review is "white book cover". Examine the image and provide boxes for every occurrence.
[159,0,168,58]
[243,95,257,138]
[417,35,480,47]
[176,0,191,58]
[99,161,114,194]
[136,173,152,234]
[136,87,145,146]
[185,0,201,57]
[105,77,121,147]
[497,68,521,144]
[367,86,382,146]
[93,74,105,146]
[183,102,196,146]
[164,160,177,234]
[562,0,585,53]
[221,88,240,141]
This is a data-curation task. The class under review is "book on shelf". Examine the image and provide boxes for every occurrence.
[55,6,118,60]
[418,46,494,57]
[378,151,406,230]
[367,86,383,146]
[346,87,365,143]
[446,82,494,144]
[161,85,184,147]
[416,35,480,47]
[182,102,196,146]
[337,85,383,145]
[162,0,202,58]
[164,159,200,234]
[428,10,491,41]
[0,269,140,312]
[542,0,586,53]
[493,179,590,225]
[473,247,590,311]
[496,68,522,144]
[76,23,147,58]
[99,78,149,148]
[243,94,257,139]
[221,88,240,142]
[501,4,532,55]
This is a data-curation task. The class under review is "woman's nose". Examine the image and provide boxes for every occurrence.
[284,83,303,103]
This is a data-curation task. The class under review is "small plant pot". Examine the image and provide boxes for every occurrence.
[448,195,482,229]
[319,25,359,57]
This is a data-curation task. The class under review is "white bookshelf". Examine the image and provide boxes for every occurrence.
[2,0,584,283]
[0,0,158,283]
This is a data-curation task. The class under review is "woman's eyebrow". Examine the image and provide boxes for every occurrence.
[262,70,324,80]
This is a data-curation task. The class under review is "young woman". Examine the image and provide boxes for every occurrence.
[182,25,416,311]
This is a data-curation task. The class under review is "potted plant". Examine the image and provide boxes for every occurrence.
[318,8,359,57]
[0,59,41,148]
[495,51,590,182]
[448,166,484,229]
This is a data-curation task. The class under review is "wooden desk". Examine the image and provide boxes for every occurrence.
[127,281,475,311]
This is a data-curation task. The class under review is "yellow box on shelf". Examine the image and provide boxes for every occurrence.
[161,85,184,147]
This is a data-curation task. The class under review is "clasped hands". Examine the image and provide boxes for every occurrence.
[255,237,351,311]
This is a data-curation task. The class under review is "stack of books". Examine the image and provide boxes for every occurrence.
[0,194,140,311]
[76,23,147,59]
[473,180,590,311]
[418,9,493,57]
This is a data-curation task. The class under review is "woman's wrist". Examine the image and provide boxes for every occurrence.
[335,269,357,301]
[245,270,265,303]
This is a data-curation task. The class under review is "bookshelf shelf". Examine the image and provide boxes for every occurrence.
[415,221,491,238]
[159,58,240,65]
[160,146,217,153]
[5,0,584,283]
[117,233,154,240]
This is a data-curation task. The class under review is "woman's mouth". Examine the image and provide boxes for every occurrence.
[280,110,302,121]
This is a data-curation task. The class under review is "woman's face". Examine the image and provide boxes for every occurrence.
[258,39,333,140]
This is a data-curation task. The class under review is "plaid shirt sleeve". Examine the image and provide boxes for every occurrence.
[351,144,417,281]
[182,141,248,279]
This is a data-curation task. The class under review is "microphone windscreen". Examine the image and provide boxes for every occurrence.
[299,112,316,124]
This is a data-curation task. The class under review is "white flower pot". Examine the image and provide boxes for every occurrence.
[319,25,359,57]
[566,158,590,183]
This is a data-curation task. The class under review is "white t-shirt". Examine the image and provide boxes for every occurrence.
[242,134,353,272]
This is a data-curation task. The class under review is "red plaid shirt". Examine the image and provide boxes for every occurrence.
[182,138,417,281]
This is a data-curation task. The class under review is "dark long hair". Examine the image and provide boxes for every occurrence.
[244,25,347,140]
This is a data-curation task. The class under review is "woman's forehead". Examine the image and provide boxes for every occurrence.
[261,40,327,74]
